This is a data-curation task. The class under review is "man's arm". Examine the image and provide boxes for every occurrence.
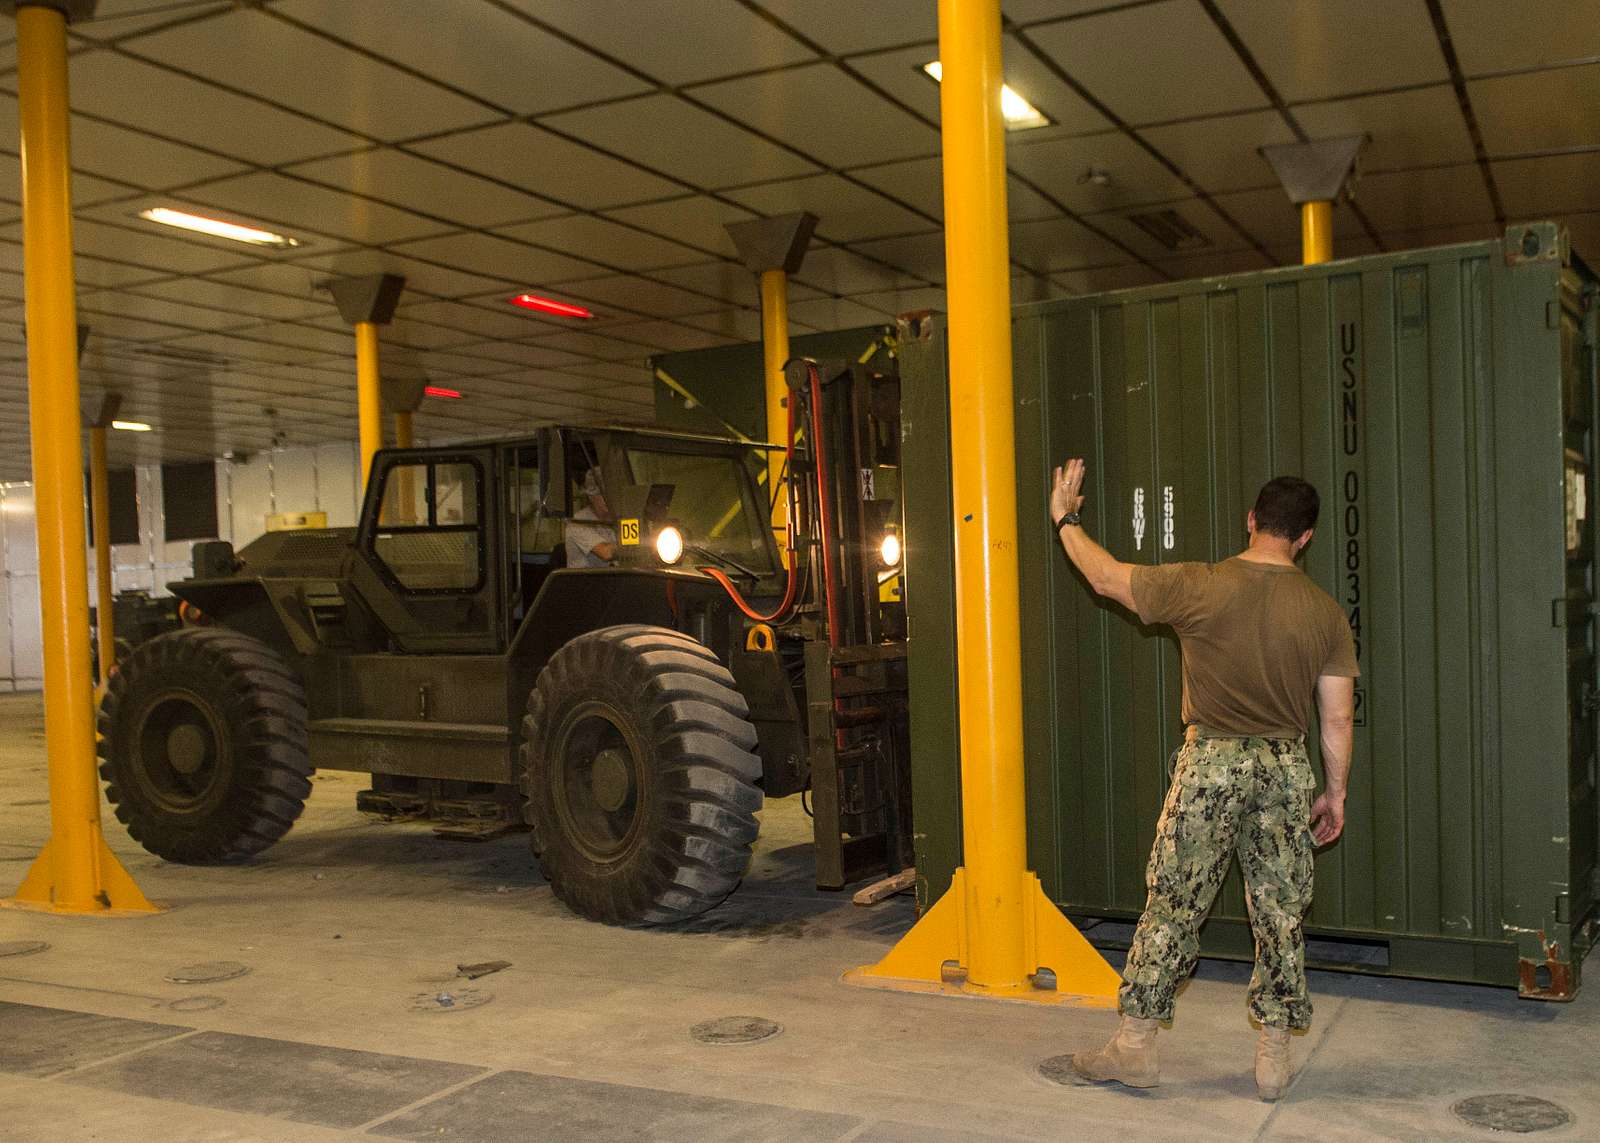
[1311,673,1355,845]
[1050,458,1136,610]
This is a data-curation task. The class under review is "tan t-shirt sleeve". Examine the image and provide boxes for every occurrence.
[1321,602,1361,678]
[1129,563,1208,630]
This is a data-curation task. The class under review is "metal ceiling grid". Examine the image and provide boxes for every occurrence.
[0,0,1590,480]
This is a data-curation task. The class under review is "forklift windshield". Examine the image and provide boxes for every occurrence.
[624,447,775,575]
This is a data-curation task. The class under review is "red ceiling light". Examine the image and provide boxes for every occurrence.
[424,385,462,399]
[508,293,593,319]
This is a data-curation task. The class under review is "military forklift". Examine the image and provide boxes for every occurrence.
[96,359,909,925]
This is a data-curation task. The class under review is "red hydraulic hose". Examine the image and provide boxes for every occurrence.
[806,362,845,649]
[701,370,801,623]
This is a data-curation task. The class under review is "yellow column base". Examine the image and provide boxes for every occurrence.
[3,834,162,916]
[844,868,1121,1007]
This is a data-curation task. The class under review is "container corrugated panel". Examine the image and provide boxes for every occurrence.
[903,224,1599,995]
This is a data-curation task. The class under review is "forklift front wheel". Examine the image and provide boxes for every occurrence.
[521,624,762,926]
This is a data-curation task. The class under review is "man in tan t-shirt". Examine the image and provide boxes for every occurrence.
[1048,460,1357,1101]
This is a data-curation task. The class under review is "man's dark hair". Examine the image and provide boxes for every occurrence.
[1253,476,1320,539]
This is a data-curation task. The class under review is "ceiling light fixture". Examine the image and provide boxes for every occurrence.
[137,207,301,249]
[111,420,152,432]
[509,293,594,319]
[922,60,1050,131]
[424,385,463,399]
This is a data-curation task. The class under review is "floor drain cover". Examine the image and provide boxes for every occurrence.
[166,995,226,1013]
[165,961,250,984]
[1453,1094,1572,1134]
[690,1016,782,1045]
[1037,1055,1086,1086]
[409,989,492,1013]
[0,940,49,959]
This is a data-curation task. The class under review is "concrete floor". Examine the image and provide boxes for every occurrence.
[0,690,1595,1142]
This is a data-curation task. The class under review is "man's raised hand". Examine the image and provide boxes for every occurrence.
[1051,457,1087,522]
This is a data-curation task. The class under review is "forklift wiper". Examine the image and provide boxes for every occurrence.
[687,543,762,582]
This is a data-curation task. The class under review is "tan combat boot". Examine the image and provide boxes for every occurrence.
[1254,1025,1292,1101]
[1070,1015,1160,1088]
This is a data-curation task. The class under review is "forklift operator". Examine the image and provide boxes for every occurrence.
[565,467,618,568]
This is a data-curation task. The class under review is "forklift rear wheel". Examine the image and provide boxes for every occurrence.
[98,628,313,863]
[521,624,762,925]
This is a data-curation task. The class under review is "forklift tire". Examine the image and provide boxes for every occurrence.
[521,624,762,925]
[98,627,313,864]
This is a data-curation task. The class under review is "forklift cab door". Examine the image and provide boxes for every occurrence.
[353,447,503,653]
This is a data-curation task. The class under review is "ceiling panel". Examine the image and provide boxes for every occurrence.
[1292,86,1475,172]
[68,115,247,190]
[1197,187,1303,249]
[513,0,817,85]
[285,149,564,230]
[851,232,947,283]
[693,64,939,169]
[1003,0,1135,23]
[649,260,823,307]
[127,8,497,141]
[397,300,568,342]
[1137,111,1297,194]
[211,253,513,305]
[1346,166,1496,235]
[675,308,766,342]
[1008,131,1191,213]
[724,174,932,241]
[409,122,683,210]
[1218,0,1449,102]
[3,216,256,275]
[78,289,251,333]
[1025,1,1265,126]
[65,51,363,166]
[554,274,726,318]
[600,320,732,354]
[1007,215,1127,274]
[385,231,609,288]
[541,94,821,190]
[601,196,758,260]
[270,0,651,114]
[754,0,936,54]
[1492,152,1600,220]
[1470,65,1600,155]
[493,215,706,274]
[161,174,450,246]
[130,278,325,324]
[1441,0,1600,76]
[785,296,895,330]
[792,245,923,295]
[69,1,232,43]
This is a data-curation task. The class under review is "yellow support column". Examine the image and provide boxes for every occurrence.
[846,0,1117,1005]
[1301,200,1333,266]
[355,320,382,492]
[5,0,157,916]
[393,408,414,450]
[326,273,405,494]
[726,211,817,546]
[758,268,790,538]
[88,422,114,690]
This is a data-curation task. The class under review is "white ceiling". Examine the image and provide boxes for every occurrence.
[0,0,1594,478]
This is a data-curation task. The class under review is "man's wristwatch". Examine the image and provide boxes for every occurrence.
[1054,511,1082,532]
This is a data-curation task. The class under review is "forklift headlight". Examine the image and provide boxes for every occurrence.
[879,532,902,567]
[656,526,685,565]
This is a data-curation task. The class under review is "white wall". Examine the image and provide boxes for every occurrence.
[0,443,361,692]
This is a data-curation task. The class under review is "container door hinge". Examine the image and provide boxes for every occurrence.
[1555,894,1571,924]
[1547,300,1561,330]
[1551,597,1595,627]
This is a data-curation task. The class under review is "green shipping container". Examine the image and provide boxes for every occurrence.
[901,223,1599,997]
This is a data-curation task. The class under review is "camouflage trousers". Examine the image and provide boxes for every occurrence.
[1119,732,1317,1030]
